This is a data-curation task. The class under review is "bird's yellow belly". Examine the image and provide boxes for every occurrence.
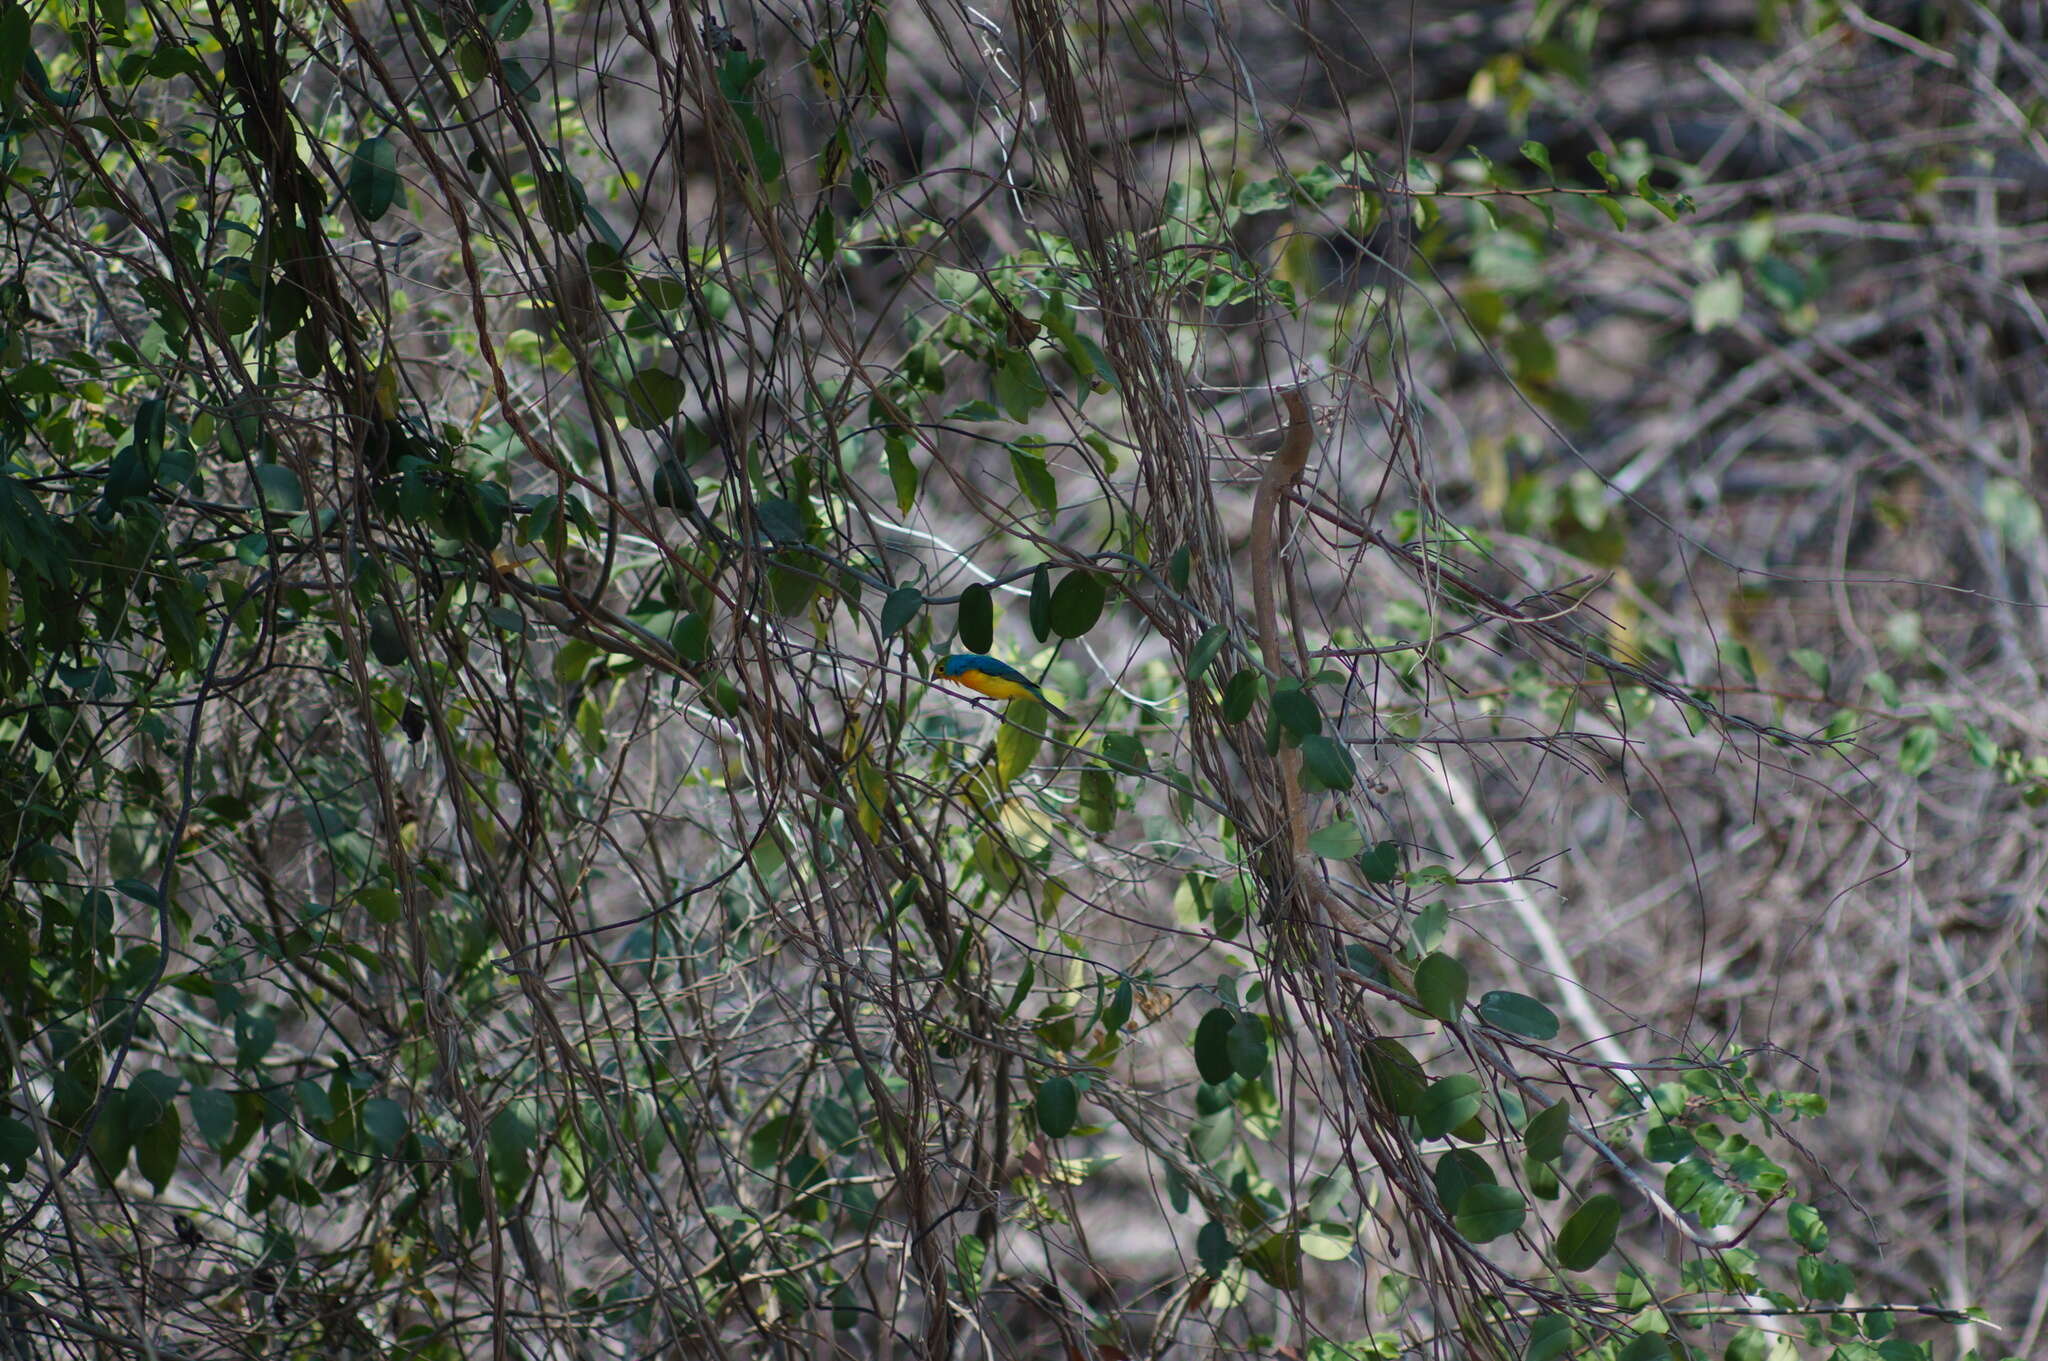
[959,672,1036,703]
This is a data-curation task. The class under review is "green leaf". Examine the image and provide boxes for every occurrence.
[368,609,409,666]
[295,1077,333,1124]
[1413,952,1468,1024]
[1477,990,1558,1040]
[1359,840,1400,882]
[0,1116,33,1180]
[672,613,711,663]
[134,1105,181,1193]
[363,1098,407,1155]
[115,877,163,908]
[1298,1223,1354,1261]
[1196,1220,1232,1277]
[1193,1007,1236,1084]
[1644,1123,1695,1162]
[1187,626,1228,680]
[812,1098,860,1150]
[1101,977,1133,1034]
[1272,686,1321,738]
[1796,1253,1854,1303]
[1616,1333,1671,1361]
[1306,820,1365,859]
[954,1232,987,1297]
[1524,1315,1574,1361]
[489,1101,536,1180]
[1028,565,1053,642]
[1034,1076,1078,1138]
[1364,1038,1426,1116]
[1454,1184,1526,1242]
[1049,570,1106,639]
[1523,1100,1570,1164]
[1787,1201,1829,1252]
[755,497,805,544]
[957,583,993,652]
[1555,1193,1621,1270]
[886,430,919,512]
[652,454,697,511]
[0,4,31,117]
[254,463,303,513]
[1897,725,1939,777]
[188,1088,237,1151]
[624,368,686,430]
[994,348,1046,421]
[880,586,922,635]
[1298,735,1354,790]
[1524,1152,1560,1201]
[1519,140,1554,177]
[536,168,587,233]
[125,1070,182,1129]
[1227,1014,1268,1079]
[1079,767,1116,832]
[347,136,400,221]
[1691,274,1743,333]
[1243,1231,1302,1291]
[994,704,1042,783]
[1221,669,1259,723]
[1433,1148,1495,1209]
[1009,445,1058,516]
[1413,1074,1481,1139]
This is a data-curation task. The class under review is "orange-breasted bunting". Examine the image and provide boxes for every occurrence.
[932,653,1072,720]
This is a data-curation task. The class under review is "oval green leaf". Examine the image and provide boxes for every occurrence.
[1478,989,1559,1040]
[1298,734,1354,790]
[1413,951,1469,1024]
[1243,1231,1302,1291]
[1272,686,1321,738]
[1187,625,1228,680]
[1433,1148,1495,1209]
[1359,839,1401,883]
[1364,1037,1427,1116]
[1049,569,1105,639]
[624,368,686,430]
[880,586,922,636]
[1221,668,1259,723]
[363,1097,407,1154]
[1523,1099,1570,1164]
[368,609,408,666]
[1192,1006,1236,1085]
[1226,1013,1268,1080]
[1413,1073,1482,1139]
[134,1106,181,1192]
[347,135,399,221]
[1034,1076,1078,1138]
[1028,564,1052,641]
[957,583,993,653]
[1196,1219,1231,1277]
[1306,820,1364,859]
[1298,1222,1354,1261]
[1454,1183,1527,1242]
[1525,1315,1575,1361]
[1556,1193,1622,1271]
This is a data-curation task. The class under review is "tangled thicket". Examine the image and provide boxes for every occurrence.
[1,0,2045,1358]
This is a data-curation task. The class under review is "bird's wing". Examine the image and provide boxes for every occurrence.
[976,657,1034,685]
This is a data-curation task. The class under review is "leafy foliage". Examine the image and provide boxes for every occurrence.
[0,0,2034,1357]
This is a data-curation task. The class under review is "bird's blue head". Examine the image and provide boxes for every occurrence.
[935,653,992,679]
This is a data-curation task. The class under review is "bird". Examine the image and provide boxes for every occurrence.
[932,653,1072,720]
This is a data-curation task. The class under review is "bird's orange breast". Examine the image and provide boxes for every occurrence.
[954,670,1037,703]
